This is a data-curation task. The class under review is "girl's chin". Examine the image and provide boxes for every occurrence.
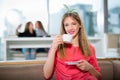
[72,34,78,38]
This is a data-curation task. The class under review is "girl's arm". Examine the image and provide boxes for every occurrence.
[43,35,63,79]
[88,65,101,80]
[76,46,101,80]
[16,24,22,36]
[43,47,57,79]
[16,28,19,36]
[76,60,101,80]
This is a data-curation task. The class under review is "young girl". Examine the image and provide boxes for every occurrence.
[43,12,101,80]
[16,21,36,60]
[35,21,49,52]
[35,21,48,37]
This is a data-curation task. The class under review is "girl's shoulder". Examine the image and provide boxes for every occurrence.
[89,44,95,50]
[89,44,96,56]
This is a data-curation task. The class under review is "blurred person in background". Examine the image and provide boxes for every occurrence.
[35,20,48,37]
[16,21,36,60]
[35,20,49,53]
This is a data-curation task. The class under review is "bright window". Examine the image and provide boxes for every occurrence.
[49,0,104,37]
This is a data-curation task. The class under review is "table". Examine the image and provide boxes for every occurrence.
[4,37,53,60]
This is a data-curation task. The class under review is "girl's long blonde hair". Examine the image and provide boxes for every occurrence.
[59,12,91,58]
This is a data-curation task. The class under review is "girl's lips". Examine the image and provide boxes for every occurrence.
[69,31,74,34]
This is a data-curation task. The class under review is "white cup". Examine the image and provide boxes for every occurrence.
[62,34,72,43]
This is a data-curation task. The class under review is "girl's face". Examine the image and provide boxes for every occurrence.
[29,23,33,30]
[35,22,39,28]
[64,17,80,38]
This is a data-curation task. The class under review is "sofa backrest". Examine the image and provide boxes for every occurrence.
[0,64,45,80]
[111,61,120,80]
[0,61,55,80]
[98,60,120,80]
[0,60,120,80]
[98,60,114,80]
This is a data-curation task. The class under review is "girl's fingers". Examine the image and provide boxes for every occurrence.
[76,62,83,67]
[76,60,88,71]
[52,35,63,48]
[54,35,63,44]
[76,63,85,70]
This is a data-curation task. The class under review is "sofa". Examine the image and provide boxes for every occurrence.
[0,59,120,80]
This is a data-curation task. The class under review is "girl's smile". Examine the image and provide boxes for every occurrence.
[68,30,75,35]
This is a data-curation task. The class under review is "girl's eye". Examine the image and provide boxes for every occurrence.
[64,24,69,27]
[72,23,76,25]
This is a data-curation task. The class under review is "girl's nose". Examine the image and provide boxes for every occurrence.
[68,25,73,30]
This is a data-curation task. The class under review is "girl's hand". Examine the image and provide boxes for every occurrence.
[76,60,94,72]
[52,35,63,50]
[17,24,22,30]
